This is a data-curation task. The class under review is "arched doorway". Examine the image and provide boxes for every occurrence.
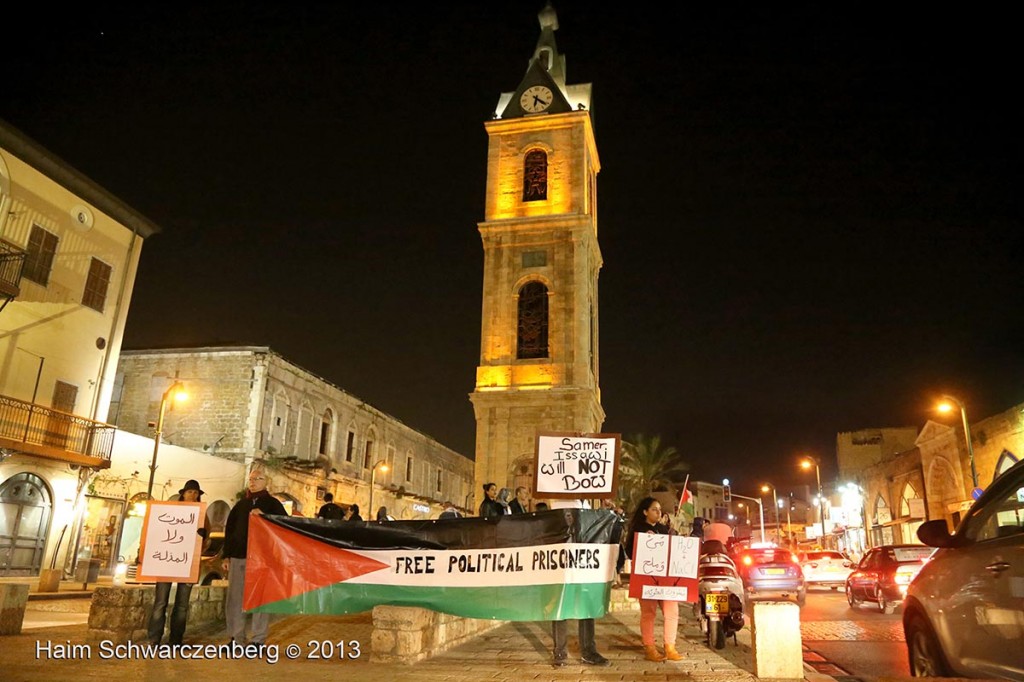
[0,473,53,576]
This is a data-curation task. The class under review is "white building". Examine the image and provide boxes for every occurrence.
[0,119,158,577]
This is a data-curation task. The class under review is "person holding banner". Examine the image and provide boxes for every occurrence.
[146,479,206,645]
[478,482,505,518]
[548,498,610,667]
[626,497,683,662]
[222,466,287,645]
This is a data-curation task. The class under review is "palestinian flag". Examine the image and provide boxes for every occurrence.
[679,474,694,518]
[244,509,621,621]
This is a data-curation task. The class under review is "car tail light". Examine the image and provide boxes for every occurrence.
[894,565,917,585]
[791,553,800,564]
[742,555,753,566]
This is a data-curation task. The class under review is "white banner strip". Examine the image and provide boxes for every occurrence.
[344,543,617,588]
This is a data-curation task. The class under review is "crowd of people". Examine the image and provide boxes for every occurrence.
[145,468,710,668]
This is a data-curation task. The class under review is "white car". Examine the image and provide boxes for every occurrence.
[799,550,854,590]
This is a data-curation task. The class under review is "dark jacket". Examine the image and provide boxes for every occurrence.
[509,499,528,515]
[223,490,287,559]
[478,498,505,519]
[317,502,345,520]
[624,520,670,559]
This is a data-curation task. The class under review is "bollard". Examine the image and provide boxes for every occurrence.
[750,599,803,680]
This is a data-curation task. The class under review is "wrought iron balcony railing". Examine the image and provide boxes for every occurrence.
[0,239,26,303]
[0,393,115,467]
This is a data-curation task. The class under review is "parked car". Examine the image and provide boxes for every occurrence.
[736,545,806,606]
[799,550,854,590]
[903,458,1024,679]
[846,544,933,614]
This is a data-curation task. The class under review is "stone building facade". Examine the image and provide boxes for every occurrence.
[836,400,1023,549]
[836,427,919,481]
[470,6,604,504]
[110,346,474,519]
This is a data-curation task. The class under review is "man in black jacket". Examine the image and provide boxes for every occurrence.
[316,492,344,520]
[221,466,286,645]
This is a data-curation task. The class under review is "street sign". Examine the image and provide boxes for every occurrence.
[971,487,984,500]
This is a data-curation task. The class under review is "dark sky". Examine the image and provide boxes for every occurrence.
[5,3,1021,498]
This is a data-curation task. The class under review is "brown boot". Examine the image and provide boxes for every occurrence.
[664,644,684,661]
[644,644,665,662]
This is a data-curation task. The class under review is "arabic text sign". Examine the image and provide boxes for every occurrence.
[534,433,620,499]
[628,533,700,603]
[138,501,205,583]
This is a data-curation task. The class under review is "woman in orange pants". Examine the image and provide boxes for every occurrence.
[625,496,682,661]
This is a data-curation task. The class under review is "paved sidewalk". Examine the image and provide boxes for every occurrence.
[3,605,828,682]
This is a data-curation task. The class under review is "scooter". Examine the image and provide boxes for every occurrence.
[695,544,745,649]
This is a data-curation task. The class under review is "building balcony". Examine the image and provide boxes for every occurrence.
[0,394,114,468]
[0,239,26,304]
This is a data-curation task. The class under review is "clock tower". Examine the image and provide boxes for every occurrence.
[470,4,604,505]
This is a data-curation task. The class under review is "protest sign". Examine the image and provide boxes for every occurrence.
[628,533,700,602]
[533,432,620,499]
[138,501,205,583]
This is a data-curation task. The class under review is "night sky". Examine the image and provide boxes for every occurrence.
[5,3,1021,498]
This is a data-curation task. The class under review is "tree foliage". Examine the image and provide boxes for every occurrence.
[618,434,689,513]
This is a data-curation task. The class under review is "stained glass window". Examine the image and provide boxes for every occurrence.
[517,281,549,359]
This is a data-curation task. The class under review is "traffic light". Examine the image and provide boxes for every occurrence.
[723,484,731,503]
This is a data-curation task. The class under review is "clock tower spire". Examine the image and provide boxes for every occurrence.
[470,4,603,506]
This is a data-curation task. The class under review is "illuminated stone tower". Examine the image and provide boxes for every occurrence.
[470,5,604,503]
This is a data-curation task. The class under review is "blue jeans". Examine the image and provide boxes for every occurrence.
[147,581,194,644]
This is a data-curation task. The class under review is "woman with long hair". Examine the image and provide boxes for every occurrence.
[625,496,683,662]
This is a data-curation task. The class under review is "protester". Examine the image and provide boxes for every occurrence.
[497,487,514,515]
[478,482,505,518]
[222,466,287,645]
[345,503,363,521]
[376,506,394,521]
[548,498,610,667]
[534,502,549,511]
[316,492,344,520]
[626,497,683,662]
[146,479,206,645]
[439,501,462,519]
[509,486,530,514]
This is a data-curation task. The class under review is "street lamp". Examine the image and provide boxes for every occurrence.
[146,381,188,500]
[732,492,766,543]
[761,484,780,544]
[801,456,827,544]
[937,395,979,489]
[368,459,389,521]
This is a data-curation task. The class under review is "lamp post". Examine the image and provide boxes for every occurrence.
[368,459,389,520]
[146,381,187,500]
[801,456,827,544]
[937,395,979,489]
[761,484,780,544]
[732,492,766,543]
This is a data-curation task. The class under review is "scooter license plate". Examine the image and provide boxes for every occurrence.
[705,593,729,615]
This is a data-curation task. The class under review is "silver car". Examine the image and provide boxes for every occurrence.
[903,458,1024,679]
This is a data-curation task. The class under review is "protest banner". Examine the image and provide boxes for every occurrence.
[533,432,620,499]
[138,501,205,583]
[244,509,620,620]
[628,532,700,602]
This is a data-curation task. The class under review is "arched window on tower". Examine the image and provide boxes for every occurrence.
[523,150,547,202]
[517,281,549,359]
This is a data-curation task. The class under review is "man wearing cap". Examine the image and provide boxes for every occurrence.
[147,479,207,645]
[222,465,286,645]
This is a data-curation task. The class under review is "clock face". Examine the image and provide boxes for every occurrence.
[520,85,553,113]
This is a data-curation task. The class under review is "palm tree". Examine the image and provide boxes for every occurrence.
[618,434,689,512]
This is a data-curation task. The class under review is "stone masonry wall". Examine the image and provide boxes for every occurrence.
[87,584,225,643]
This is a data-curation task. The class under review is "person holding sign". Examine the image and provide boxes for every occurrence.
[626,497,683,662]
[146,479,207,645]
[222,466,286,645]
